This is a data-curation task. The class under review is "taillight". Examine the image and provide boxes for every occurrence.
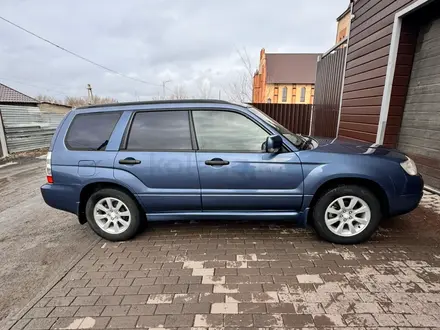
[46,152,53,184]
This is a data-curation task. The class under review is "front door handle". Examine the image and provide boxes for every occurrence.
[205,158,230,166]
[119,157,141,165]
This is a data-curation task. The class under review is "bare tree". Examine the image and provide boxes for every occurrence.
[169,85,188,100]
[64,95,118,107]
[197,79,212,99]
[36,94,118,107]
[35,94,62,104]
[224,48,254,103]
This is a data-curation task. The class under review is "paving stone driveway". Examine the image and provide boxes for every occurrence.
[10,194,440,330]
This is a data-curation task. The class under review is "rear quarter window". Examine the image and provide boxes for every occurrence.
[65,112,121,150]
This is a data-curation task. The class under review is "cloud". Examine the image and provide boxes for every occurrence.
[0,0,348,102]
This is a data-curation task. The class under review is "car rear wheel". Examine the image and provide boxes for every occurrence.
[312,185,381,244]
[86,188,141,241]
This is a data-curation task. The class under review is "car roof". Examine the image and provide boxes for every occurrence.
[74,99,248,113]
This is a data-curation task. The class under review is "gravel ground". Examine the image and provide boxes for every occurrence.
[0,160,97,329]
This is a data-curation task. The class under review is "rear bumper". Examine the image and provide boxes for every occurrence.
[41,184,79,215]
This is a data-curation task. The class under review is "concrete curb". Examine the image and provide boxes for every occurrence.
[4,237,102,330]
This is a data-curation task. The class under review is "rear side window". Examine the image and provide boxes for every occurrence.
[65,112,121,150]
[126,111,192,150]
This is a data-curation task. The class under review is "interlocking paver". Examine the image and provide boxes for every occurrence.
[165,314,194,327]
[313,313,346,326]
[194,313,223,327]
[253,313,284,327]
[101,305,131,316]
[24,307,54,318]
[70,295,99,306]
[48,306,79,318]
[75,305,104,316]
[95,295,123,305]
[211,302,238,314]
[107,315,138,328]
[24,317,56,329]
[224,314,254,327]
[405,314,440,327]
[12,203,440,330]
[128,304,156,315]
[155,303,183,314]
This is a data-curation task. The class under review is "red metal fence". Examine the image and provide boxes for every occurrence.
[250,103,312,135]
[312,43,347,138]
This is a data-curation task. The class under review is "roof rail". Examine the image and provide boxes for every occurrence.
[76,99,233,110]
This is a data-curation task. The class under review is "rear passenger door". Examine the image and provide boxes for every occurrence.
[114,110,201,213]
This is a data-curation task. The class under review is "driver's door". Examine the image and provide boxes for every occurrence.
[192,110,303,211]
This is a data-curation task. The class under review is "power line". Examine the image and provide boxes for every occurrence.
[0,76,72,93]
[0,15,164,88]
[0,77,70,96]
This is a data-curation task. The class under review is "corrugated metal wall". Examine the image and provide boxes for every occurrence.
[312,46,347,138]
[0,105,65,153]
[250,103,312,135]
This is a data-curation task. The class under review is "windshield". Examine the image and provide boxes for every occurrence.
[248,106,305,148]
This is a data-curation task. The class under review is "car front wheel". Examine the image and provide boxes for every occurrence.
[312,185,381,244]
[86,188,141,241]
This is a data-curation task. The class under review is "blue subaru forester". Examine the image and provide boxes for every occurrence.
[41,100,423,244]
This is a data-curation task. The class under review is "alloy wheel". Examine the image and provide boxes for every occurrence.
[93,197,131,235]
[324,195,371,237]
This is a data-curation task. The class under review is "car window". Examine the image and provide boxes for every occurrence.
[248,106,304,148]
[127,111,192,150]
[65,112,121,150]
[192,110,268,152]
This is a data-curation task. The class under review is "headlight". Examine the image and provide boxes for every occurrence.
[400,157,417,176]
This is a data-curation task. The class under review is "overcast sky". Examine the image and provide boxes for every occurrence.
[0,0,348,102]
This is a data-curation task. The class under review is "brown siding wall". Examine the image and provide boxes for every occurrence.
[250,103,312,135]
[312,46,347,138]
[339,0,416,143]
[383,19,418,147]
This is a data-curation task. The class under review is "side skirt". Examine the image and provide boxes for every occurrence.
[147,211,307,224]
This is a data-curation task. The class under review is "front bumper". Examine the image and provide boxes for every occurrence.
[389,192,423,217]
[41,184,79,215]
[389,174,424,217]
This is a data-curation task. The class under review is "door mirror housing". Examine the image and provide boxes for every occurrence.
[265,135,283,153]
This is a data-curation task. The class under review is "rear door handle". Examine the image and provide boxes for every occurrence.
[205,158,230,166]
[119,157,141,165]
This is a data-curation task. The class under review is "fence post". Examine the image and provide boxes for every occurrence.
[0,110,9,157]
[309,105,314,136]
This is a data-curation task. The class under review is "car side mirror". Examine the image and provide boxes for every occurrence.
[265,135,283,153]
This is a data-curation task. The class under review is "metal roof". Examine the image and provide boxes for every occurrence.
[266,53,320,84]
[0,83,39,104]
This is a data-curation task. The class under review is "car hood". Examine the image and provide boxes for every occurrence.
[311,137,407,162]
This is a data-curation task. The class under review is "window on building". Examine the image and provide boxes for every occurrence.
[65,112,121,150]
[127,111,192,150]
[267,98,272,103]
[300,87,306,102]
[282,86,288,102]
[192,111,268,152]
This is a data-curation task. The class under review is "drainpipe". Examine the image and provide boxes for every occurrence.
[0,110,8,158]
[335,1,354,138]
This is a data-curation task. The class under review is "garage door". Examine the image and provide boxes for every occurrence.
[397,15,440,190]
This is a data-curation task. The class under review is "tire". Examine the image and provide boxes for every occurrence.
[86,188,142,241]
[312,185,381,244]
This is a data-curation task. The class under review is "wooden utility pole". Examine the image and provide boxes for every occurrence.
[87,84,94,104]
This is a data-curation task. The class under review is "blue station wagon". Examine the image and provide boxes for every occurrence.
[41,100,423,244]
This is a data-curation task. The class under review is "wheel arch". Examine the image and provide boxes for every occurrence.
[306,177,389,224]
[78,181,142,224]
